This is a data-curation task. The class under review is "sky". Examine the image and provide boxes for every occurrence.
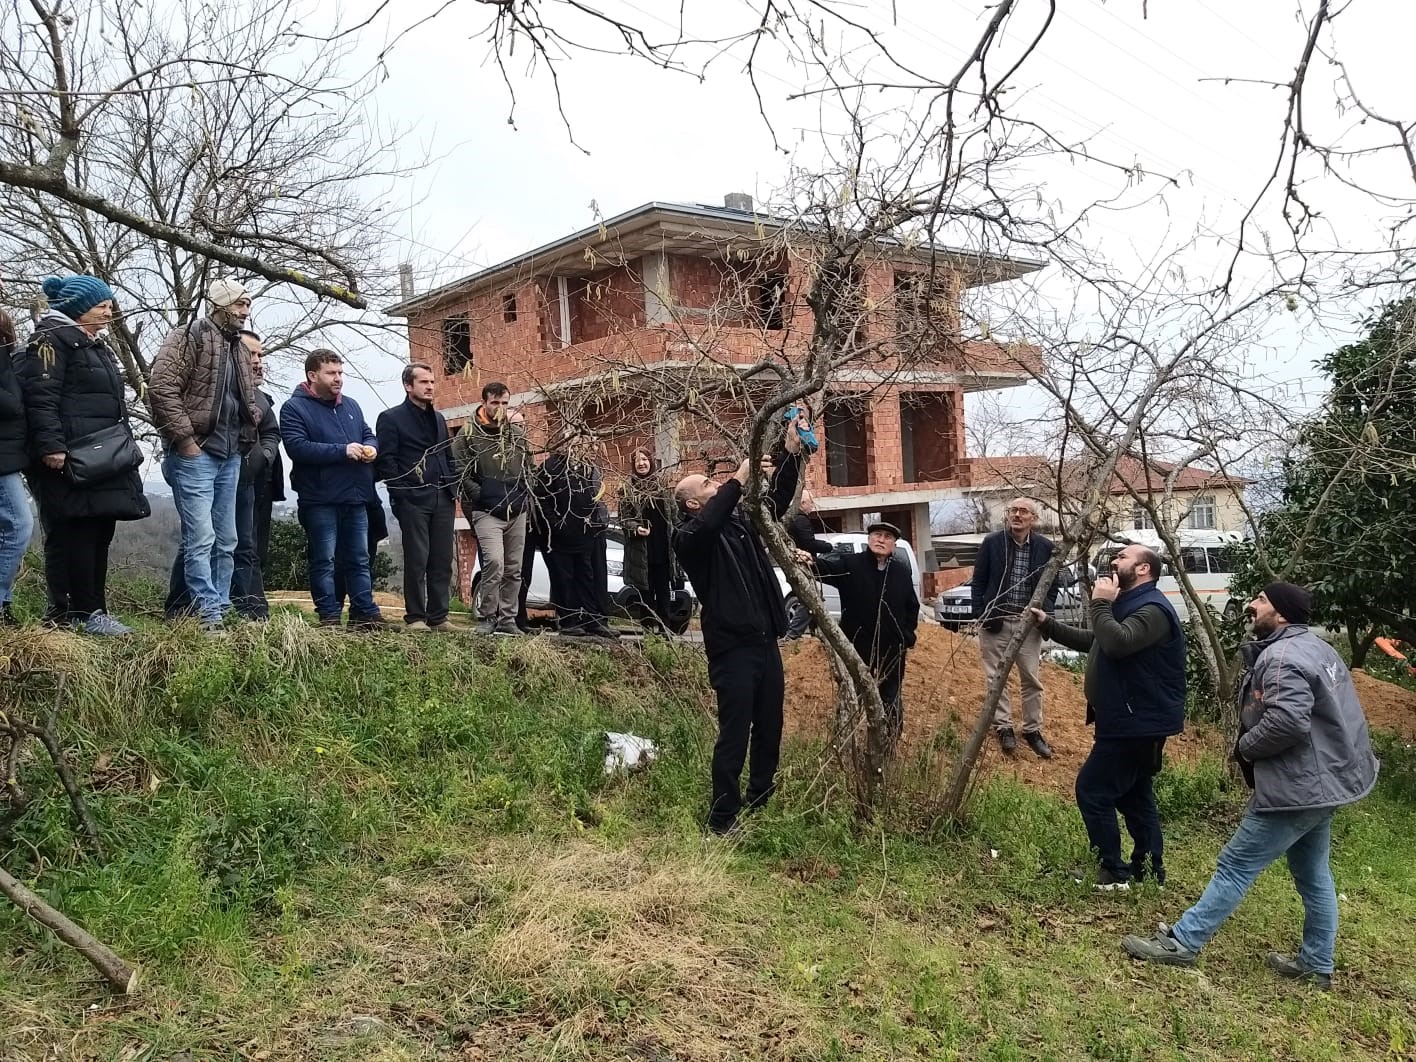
[249,0,1414,459]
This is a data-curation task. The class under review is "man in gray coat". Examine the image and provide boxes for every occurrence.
[1121,582,1378,989]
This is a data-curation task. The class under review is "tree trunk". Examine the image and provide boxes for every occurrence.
[1348,621,1379,669]
[0,866,139,994]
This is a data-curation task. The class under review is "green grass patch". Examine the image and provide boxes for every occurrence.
[2,617,1414,1060]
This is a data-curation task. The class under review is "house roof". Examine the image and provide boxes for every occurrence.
[386,200,1048,317]
[965,453,1249,496]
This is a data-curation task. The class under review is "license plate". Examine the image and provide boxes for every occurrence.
[940,605,971,616]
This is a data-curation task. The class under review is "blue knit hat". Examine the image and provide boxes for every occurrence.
[41,274,115,319]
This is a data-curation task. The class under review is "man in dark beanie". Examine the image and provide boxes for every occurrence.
[1123,582,1378,989]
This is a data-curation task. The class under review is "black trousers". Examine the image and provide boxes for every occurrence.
[253,478,276,575]
[230,481,268,619]
[871,646,907,747]
[634,561,674,630]
[1075,736,1168,882]
[546,547,604,631]
[44,514,116,621]
[517,526,550,628]
[706,640,785,831]
[394,495,454,624]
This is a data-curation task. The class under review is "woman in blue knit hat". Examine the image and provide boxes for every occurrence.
[15,275,149,635]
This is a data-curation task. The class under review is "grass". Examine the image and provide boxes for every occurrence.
[1,609,1414,1061]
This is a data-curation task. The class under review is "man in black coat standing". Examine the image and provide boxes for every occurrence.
[535,431,617,638]
[376,363,455,630]
[674,418,807,834]
[813,521,920,747]
[971,497,1060,758]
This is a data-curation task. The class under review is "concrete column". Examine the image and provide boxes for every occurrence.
[910,502,937,572]
[643,251,672,325]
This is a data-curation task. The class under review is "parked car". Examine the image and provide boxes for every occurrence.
[934,563,1086,631]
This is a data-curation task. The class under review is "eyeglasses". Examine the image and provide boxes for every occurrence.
[1006,507,1035,515]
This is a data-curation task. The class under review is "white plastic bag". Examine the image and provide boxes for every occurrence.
[603,731,659,775]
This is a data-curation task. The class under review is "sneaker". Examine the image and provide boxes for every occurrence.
[996,728,1017,754]
[1122,923,1198,967]
[406,620,430,631]
[494,620,521,635]
[429,621,455,632]
[474,619,497,636]
[1023,731,1053,759]
[1266,952,1332,990]
[349,613,391,631]
[587,624,622,639]
[1073,865,1131,891]
[80,610,134,637]
[318,615,343,628]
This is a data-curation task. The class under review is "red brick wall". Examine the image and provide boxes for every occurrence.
[570,262,645,343]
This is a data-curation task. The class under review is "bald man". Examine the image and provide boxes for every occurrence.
[674,418,807,834]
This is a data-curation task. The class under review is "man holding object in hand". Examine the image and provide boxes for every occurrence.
[673,415,807,835]
[1030,543,1185,890]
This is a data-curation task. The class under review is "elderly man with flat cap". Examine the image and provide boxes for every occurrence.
[812,521,920,747]
[150,278,260,630]
[1122,582,1379,990]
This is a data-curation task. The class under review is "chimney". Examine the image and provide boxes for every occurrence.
[398,262,415,301]
[723,192,753,213]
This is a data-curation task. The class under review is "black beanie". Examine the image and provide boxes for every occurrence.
[1263,582,1312,625]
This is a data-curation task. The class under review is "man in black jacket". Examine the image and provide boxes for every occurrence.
[230,332,280,619]
[376,363,455,630]
[535,431,616,638]
[1030,543,1186,889]
[971,498,1060,758]
[250,351,284,581]
[814,521,920,746]
[674,419,807,834]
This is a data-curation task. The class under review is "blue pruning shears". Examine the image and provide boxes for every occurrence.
[783,405,819,455]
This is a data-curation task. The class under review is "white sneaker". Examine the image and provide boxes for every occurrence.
[82,610,134,636]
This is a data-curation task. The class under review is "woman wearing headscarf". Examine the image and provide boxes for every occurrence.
[618,446,677,633]
[17,275,149,634]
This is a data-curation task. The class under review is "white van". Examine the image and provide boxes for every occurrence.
[1096,530,1248,622]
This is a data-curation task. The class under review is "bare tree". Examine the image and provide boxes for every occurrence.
[0,0,416,309]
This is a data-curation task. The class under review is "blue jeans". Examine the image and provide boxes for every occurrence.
[1172,806,1339,973]
[0,471,35,605]
[163,450,240,623]
[299,503,379,620]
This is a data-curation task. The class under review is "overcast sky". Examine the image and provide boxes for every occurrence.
[256,0,1414,454]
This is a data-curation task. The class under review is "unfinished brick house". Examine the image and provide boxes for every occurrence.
[387,196,1045,596]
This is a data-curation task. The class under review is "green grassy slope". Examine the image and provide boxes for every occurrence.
[1,617,1413,1061]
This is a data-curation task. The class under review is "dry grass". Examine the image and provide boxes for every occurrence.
[245,837,830,1061]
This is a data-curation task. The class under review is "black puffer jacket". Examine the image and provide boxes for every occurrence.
[673,453,801,657]
[0,317,26,476]
[16,315,149,521]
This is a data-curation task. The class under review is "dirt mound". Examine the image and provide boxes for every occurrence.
[1350,670,1416,740]
[782,624,1213,797]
